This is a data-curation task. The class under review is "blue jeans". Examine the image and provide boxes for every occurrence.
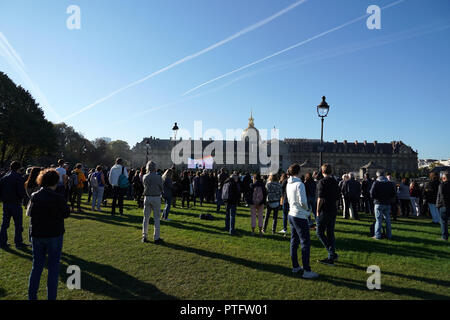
[282,202,289,231]
[428,203,440,223]
[0,203,23,247]
[289,215,311,272]
[439,207,448,240]
[28,235,64,300]
[316,212,337,259]
[91,186,105,210]
[374,204,392,239]
[162,196,172,219]
[225,203,237,233]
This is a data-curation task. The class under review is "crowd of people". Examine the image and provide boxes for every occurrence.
[0,157,448,297]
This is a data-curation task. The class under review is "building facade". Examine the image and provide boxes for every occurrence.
[131,114,418,176]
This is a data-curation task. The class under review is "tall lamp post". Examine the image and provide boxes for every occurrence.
[316,96,330,169]
[172,122,179,141]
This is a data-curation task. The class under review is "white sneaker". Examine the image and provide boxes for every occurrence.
[292,267,303,273]
[302,270,319,279]
[278,229,287,234]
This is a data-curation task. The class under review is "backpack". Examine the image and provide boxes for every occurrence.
[222,181,231,202]
[369,221,386,238]
[199,213,214,220]
[69,171,78,189]
[252,185,264,205]
[267,183,281,203]
[90,172,99,189]
[118,166,130,189]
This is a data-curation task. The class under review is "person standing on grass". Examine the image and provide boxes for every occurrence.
[25,167,42,199]
[91,166,105,212]
[142,161,164,244]
[304,172,317,228]
[424,172,441,224]
[343,172,361,220]
[339,174,350,218]
[55,159,67,197]
[361,173,374,215]
[192,171,203,207]
[278,172,290,234]
[409,180,421,217]
[0,161,28,249]
[70,163,86,213]
[216,168,228,212]
[436,171,449,241]
[263,173,282,234]
[109,158,128,216]
[397,177,412,217]
[223,173,240,235]
[370,170,396,240]
[246,173,267,236]
[27,169,70,300]
[161,169,174,221]
[315,164,341,266]
[286,163,318,279]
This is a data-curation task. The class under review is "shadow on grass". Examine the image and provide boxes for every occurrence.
[69,212,140,230]
[2,247,176,300]
[59,253,177,300]
[337,261,450,288]
[0,287,6,298]
[317,273,450,300]
[164,241,292,275]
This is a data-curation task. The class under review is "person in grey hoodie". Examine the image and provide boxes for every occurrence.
[142,161,163,244]
[286,163,318,279]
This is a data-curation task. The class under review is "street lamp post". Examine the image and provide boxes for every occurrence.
[316,96,330,169]
[172,122,179,141]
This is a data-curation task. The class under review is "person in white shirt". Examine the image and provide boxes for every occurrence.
[286,163,319,279]
[108,158,128,215]
[55,159,67,196]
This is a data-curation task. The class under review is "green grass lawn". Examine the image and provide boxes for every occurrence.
[0,195,449,300]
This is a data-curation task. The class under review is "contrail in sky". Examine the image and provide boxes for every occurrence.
[62,0,309,121]
[182,0,405,96]
[0,32,61,121]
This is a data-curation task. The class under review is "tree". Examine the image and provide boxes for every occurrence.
[0,72,57,167]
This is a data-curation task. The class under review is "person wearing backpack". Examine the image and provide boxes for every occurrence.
[286,163,318,279]
[246,173,267,236]
[263,173,282,234]
[91,166,105,212]
[222,173,240,235]
[108,158,128,216]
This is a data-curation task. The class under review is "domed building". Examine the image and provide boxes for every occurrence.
[241,110,261,142]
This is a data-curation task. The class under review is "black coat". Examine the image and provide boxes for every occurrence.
[29,187,70,238]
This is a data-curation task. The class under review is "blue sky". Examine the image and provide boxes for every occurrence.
[0,0,449,159]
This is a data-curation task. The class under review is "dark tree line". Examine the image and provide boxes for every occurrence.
[0,72,132,169]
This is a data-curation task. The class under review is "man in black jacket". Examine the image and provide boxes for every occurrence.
[223,174,240,235]
[361,173,374,215]
[0,161,28,249]
[343,173,361,220]
[436,171,449,241]
[370,170,396,240]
